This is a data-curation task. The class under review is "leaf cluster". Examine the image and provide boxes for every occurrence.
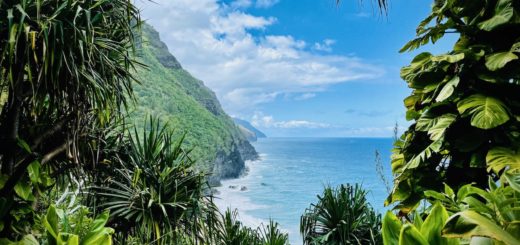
[389,0,520,211]
[300,184,381,245]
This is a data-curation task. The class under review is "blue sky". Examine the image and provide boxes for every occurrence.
[137,0,457,137]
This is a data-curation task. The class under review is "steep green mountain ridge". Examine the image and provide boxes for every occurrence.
[129,23,258,182]
[233,118,267,142]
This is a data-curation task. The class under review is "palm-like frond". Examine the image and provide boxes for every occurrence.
[96,118,210,243]
[300,184,381,245]
[258,219,290,245]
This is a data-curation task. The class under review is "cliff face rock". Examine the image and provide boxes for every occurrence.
[208,139,259,185]
[233,118,267,142]
[236,139,259,162]
[143,26,183,70]
[131,23,258,182]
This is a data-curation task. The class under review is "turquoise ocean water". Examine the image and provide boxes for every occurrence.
[215,137,394,245]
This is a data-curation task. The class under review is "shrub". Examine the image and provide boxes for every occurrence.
[300,184,381,245]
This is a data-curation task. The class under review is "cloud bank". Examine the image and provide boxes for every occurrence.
[251,112,331,129]
[136,0,384,114]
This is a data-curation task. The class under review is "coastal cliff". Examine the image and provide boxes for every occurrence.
[131,23,258,182]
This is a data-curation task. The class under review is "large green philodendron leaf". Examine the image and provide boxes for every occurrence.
[503,172,520,193]
[478,0,514,31]
[431,53,465,63]
[436,76,460,102]
[401,52,433,79]
[407,139,443,169]
[442,210,520,245]
[416,113,457,141]
[485,52,518,71]
[382,211,402,245]
[486,147,520,173]
[457,94,510,130]
[399,223,429,245]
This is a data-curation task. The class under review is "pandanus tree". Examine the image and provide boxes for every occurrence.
[300,184,381,245]
[0,0,141,238]
[97,118,211,243]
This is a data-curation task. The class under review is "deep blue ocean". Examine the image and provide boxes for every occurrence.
[215,137,394,245]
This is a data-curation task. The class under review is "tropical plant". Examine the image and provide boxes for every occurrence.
[387,0,520,213]
[0,204,114,245]
[42,205,114,245]
[131,23,259,177]
[439,176,520,244]
[214,208,261,245]
[257,219,290,245]
[382,202,460,245]
[0,0,142,238]
[209,208,289,245]
[96,118,210,243]
[300,184,381,245]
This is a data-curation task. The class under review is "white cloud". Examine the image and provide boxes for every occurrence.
[230,0,253,9]
[313,39,336,52]
[255,0,280,8]
[136,0,384,114]
[251,112,330,129]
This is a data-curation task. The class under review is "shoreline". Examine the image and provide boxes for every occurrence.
[213,155,269,229]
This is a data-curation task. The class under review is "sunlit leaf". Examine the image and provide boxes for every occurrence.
[436,76,460,102]
[478,0,514,31]
[14,181,34,201]
[443,210,520,245]
[485,52,518,71]
[486,147,520,173]
[382,211,401,245]
[399,223,428,245]
[457,94,510,129]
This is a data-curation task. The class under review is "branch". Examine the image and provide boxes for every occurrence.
[31,116,71,149]
[41,142,70,165]
[0,142,69,198]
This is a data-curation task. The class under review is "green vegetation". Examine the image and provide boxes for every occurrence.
[383,0,520,244]
[130,24,258,177]
[0,0,273,244]
[1,0,519,244]
[215,209,289,245]
[0,0,140,239]
[97,118,210,242]
[300,184,381,245]
[299,1,520,245]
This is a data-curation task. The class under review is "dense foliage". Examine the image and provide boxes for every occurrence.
[300,184,381,245]
[0,0,278,244]
[0,0,140,239]
[214,209,289,245]
[96,118,210,242]
[4,0,520,244]
[388,0,520,212]
[385,0,520,244]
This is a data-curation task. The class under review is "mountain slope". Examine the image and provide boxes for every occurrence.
[130,23,258,182]
[233,118,267,142]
